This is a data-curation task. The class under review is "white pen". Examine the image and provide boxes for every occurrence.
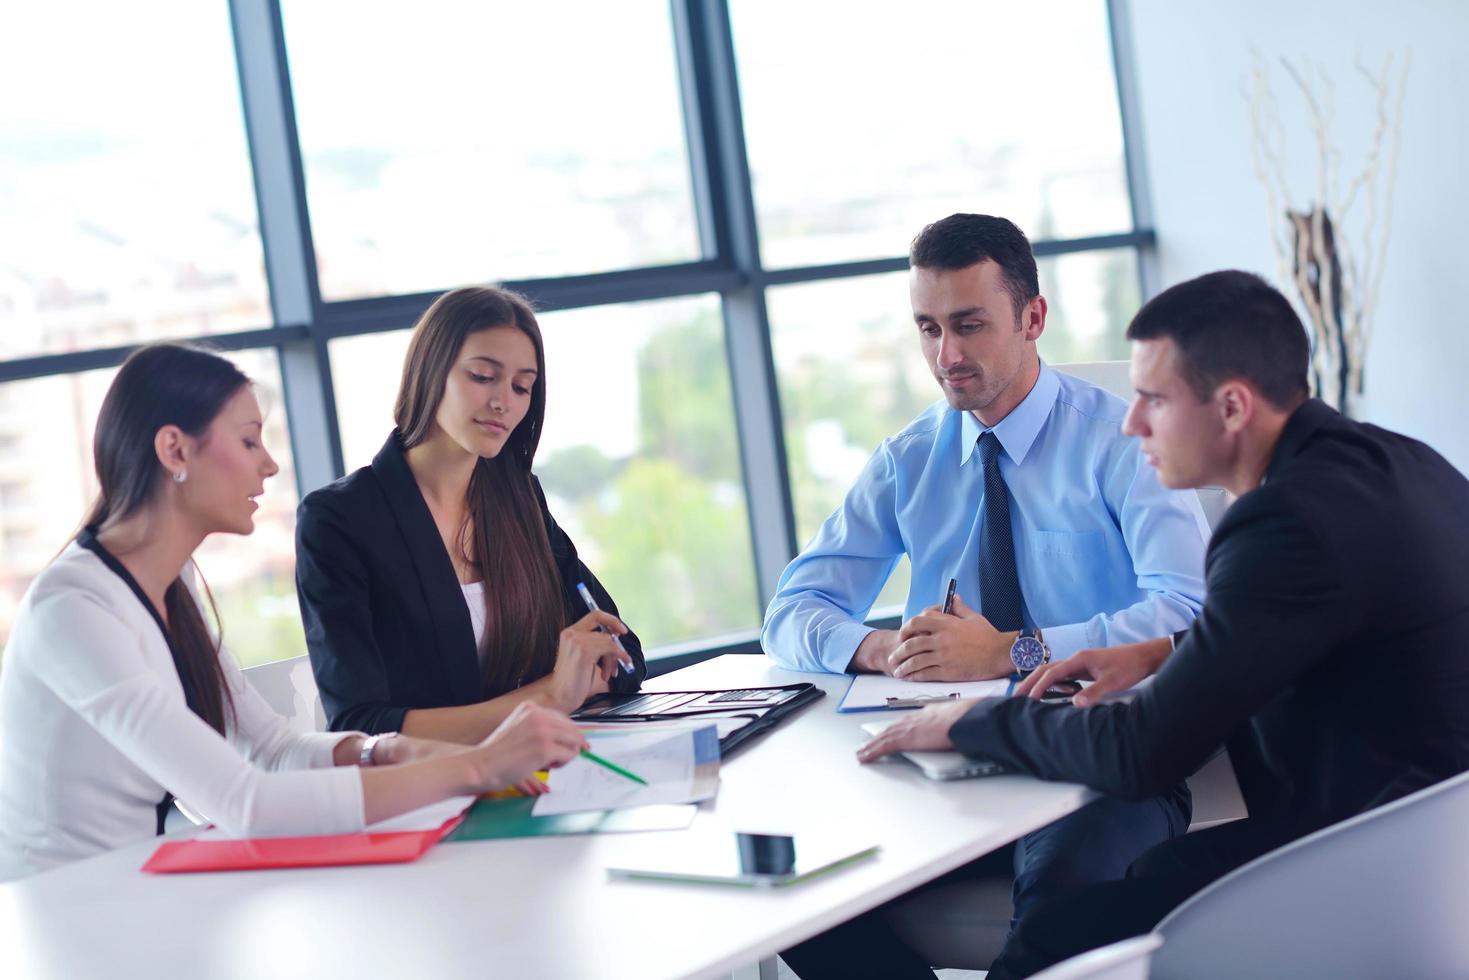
[576,581,634,674]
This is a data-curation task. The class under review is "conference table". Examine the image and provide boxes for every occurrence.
[0,654,1094,980]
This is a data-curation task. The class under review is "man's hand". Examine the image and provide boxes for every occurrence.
[888,595,1017,681]
[849,628,900,674]
[855,699,976,762]
[1013,637,1172,707]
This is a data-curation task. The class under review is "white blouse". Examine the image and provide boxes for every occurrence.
[461,580,487,667]
[0,542,365,881]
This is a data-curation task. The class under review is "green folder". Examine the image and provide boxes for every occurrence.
[444,797,698,842]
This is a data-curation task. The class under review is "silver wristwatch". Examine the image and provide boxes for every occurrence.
[359,732,397,767]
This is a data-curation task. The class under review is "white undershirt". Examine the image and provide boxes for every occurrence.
[461,581,487,666]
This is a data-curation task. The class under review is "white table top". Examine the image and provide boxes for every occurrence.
[0,655,1093,980]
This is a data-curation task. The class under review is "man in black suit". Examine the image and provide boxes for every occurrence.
[859,270,1469,977]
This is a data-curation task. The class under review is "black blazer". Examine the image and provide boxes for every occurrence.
[952,399,1469,849]
[296,432,647,734]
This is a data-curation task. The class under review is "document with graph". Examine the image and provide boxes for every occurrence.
[532,722,721,817]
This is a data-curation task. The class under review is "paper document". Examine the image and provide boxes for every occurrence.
[534,723,721,817]
[195,795,474,841]
[365,796,476,833]
[838,674,1011,712]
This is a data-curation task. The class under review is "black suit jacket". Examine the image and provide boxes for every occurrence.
[296,432,647,734]
[953,399,1469,848]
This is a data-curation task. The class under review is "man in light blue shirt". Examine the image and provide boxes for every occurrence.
[771,215,1210,980]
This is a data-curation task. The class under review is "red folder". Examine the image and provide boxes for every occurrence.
[142,812,466,874]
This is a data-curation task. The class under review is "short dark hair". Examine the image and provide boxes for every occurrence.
[909,213,1039,318]
[1126,270,1310,409]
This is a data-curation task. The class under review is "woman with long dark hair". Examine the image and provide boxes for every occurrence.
[296,286,645,743]
[0,343,589,880]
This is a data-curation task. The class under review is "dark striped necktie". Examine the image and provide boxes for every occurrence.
[977,431,1025,632]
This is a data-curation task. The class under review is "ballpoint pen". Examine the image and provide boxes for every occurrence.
[579,748,648,785]
[576,581,635,673]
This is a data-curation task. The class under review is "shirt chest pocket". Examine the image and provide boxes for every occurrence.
[1024,529,1118,598]
[1029,529,1110,559]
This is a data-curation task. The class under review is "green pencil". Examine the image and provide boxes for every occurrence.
[579,749,649,786]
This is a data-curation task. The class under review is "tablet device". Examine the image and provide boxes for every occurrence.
[574,684,824,758]
[606,831,878,887]
[859,720,1005,780]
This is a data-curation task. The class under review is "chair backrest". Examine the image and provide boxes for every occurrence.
[1053,360,1135,401]
[242,654,326,734]
[1054,361,1233,530]
[1152,768,1469,980]
[1031,934,1163,980]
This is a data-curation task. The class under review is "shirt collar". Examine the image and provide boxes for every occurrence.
[960,361,1061,467]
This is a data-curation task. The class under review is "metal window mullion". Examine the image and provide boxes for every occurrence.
[1106,0,1160,300]
[678,0,797,608]
[229,0,343,493]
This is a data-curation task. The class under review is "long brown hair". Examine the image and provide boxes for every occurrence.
[84,343,243,734]
[394,286,565,695]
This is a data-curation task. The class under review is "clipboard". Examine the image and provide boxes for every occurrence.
[836,674,1011,712]
[573,683,824,757]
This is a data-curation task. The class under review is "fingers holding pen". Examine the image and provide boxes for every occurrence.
[568,610,627,636]
[574,583,636,677]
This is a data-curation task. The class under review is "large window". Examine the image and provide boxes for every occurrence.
[282,0,702,300]
[0,1,269,359]
[2,0,1149,665]
[730,0,1131,268]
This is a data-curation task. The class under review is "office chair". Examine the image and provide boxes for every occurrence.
[242,654,327,733]
[1031,934,1163,980]
[1151,768,1469,979]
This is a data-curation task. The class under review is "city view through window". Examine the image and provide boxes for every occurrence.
[1,0,1144,667]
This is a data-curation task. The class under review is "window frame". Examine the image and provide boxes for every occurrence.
[0,0,1155,667]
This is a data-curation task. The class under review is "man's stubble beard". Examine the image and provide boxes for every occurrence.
[939,368,1011,414]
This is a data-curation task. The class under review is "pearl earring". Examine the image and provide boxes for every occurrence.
[174,470,188,484]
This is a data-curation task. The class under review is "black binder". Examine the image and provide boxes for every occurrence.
[573,683,825,757]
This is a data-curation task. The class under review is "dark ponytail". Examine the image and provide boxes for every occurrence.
[84,343,249,734]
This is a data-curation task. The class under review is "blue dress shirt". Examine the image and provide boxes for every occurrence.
[762,363,1210,674]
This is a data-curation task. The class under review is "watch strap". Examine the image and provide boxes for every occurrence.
[359,732,396,767]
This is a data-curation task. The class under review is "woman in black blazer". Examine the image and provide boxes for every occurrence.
[296,287,647,742]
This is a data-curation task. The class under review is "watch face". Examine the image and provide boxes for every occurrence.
[1011,635,1047,672]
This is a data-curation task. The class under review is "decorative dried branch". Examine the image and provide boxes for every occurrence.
[1245,49,1408,415]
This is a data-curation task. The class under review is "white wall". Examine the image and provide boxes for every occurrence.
[1126,0,1469,472]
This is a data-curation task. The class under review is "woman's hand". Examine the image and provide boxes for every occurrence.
[545,611,632,712]
[467,702,587,794]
